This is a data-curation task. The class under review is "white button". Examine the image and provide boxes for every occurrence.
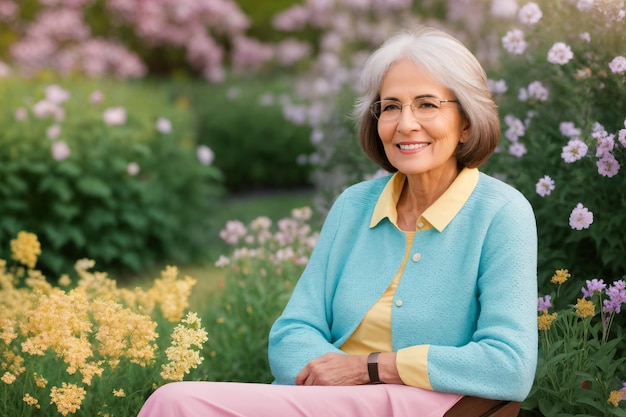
[395,299,403,307]
[411,253,421,262]
[417,222,424,228]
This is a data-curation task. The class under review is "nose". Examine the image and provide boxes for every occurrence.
[396,104,422,132]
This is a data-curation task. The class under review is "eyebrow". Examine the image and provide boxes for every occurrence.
[380,94,438,101]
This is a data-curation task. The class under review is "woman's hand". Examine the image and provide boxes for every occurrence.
[295,352,369,386]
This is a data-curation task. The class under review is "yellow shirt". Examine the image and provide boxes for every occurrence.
[340,167,478,389]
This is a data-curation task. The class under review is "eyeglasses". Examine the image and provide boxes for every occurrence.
[370,97,459,122]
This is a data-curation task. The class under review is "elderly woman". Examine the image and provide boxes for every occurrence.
[137,25,537,417]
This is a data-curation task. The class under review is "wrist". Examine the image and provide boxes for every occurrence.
[367,352,383,384]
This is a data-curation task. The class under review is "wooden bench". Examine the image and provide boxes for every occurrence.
[444,396,521,417]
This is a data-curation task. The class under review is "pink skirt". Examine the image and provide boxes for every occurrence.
[137,381,462,417]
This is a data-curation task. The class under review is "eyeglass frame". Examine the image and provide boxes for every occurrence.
[369,97,460,121]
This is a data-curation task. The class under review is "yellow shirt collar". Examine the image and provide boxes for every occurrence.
[370,167,479,232]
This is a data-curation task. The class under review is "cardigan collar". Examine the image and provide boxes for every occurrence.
[370,167,479,232]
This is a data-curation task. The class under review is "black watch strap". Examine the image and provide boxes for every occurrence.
[367,352,381,384]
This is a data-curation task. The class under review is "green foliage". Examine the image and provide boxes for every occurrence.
[179,76,315,192]
[0,76,224,276]
[525,271,626,416]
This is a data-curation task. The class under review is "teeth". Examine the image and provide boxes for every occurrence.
[398,143,428,150]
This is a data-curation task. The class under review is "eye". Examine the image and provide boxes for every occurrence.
[381,101,401,112]
[415,98,440,109]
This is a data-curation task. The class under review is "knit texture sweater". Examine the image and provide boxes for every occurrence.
[268,171,538,401]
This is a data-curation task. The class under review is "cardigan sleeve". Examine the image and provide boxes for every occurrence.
[268,191,347,385]
[422,196,538,401]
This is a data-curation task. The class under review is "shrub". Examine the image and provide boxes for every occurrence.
[182,76,315,192]
[0,232,208,417]
[0,76,224,275]
[481,0,626,291]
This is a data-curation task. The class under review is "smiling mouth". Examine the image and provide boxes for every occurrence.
[398,143,429,150]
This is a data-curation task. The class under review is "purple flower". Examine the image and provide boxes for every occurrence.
[582,278,606,298]
[561,139,588,163]
[569,203,593,230]
[603,280,626,314]
[609,56,626,74]
[596,154,620,178]
[538,295,552,311]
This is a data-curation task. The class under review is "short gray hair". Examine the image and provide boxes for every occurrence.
[354,26,500,172]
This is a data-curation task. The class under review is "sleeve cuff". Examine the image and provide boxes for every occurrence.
[396,344,432,390]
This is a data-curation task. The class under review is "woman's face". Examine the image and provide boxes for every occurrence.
[376,58,468,178]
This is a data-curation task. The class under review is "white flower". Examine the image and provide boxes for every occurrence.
[197,145,214,165]
[127,162,140,176]
[103,107,127,126]
[44,85,70,105]
[51,141,71,161]
[561,139,588,163]
[527,81,549,101]
[608,56,626,74]
[559,122,581,139]
[491,0,519,18]
[547,42,574,65]
[535,175,555,197]
[155,117,172,134]
[488,79,508,94]
[518,2,542,24]
[576,0,594,12]
[502,29,527,55]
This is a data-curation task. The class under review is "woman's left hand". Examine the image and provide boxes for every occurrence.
[295,352,369,386]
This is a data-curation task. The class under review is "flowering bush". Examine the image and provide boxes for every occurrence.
[0,232,208,416]
[529,269,626,415]
[482,0,626,287]
[0,77,223,274]
[199,207,318,383]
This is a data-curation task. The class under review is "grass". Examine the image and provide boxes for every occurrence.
[125,187,317,312]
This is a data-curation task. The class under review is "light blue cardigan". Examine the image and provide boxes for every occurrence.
[268,171,538,401]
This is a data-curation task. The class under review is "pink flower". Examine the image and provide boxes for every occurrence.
[219,220,247,245]
[488,79,508,94]
[535,175,555,197]
[0,60,9,77]
[538,295,552,311]
[197,145,214,165]
[103,107,127,126]
[502,29,527,55]
[509,142,527,157]
[155,117,172,134]
[518,2,543,24]
[14,107,27,121]
[609,56,626,74]
[90,91,104,104]
[127,162,140,176]
[547,42,574,65]
[618,129,626,148]
[596,154,620,177]
[51,141,71,161]
[559,122,581,139]
[527,81,549,101]
[44,85,70,104]
[569,203,593,230]
[46,124,61,139]
[561,139,588,163]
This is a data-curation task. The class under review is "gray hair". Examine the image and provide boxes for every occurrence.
[354,26,500,171]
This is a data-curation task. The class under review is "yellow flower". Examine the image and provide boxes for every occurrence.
[50,382,86,416]
[34,372,48,388]
[160,311,209,381]
[113,388,126,397]
[1,372,16,384]
[575,298,595,318]
[538,311,558,331]
[10,231,41,269]
[608,390,626,407]
[23,393,40,408]
[551,269,570,284]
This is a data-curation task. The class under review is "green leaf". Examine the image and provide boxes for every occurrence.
[77,177,112,199]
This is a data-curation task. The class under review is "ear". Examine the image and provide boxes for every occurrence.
[459,125,470,143]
